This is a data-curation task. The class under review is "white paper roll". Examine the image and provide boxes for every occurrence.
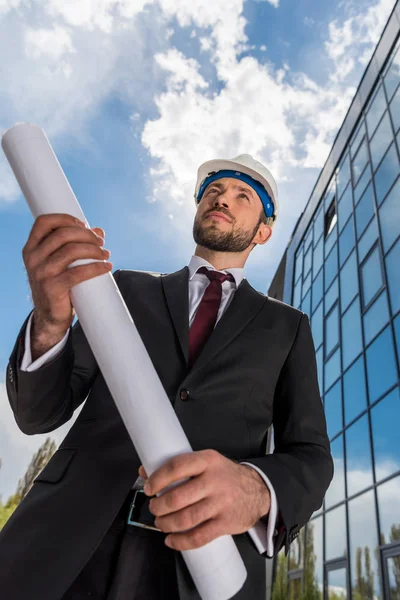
[1,123,247,600]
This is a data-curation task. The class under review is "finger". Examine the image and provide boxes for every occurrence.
[145,452,208,496]
[93,227,105,240]
[149,474,208,517]
[165,518,222,551]
[33,243,111,281]
[138,465,148,478]
[24,214,86,255]
[154,497,215,533]
[52,261,113,289]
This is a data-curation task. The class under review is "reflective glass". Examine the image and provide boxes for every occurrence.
[358,216,379,263]
[325,244,338,291]
[327,568,348,600]
[314,208,324,246]
[325,221,337,256]
[301,289,311,317]
[379,176,400,253]
[311,303,323,350]
[377,475,400,547]
[363,290,390,346]
[325,277,339,314]
[338,184,352,232]
[370,112,393,171]
[354,163,371,205]
[302,271,312,297]
[294,246,303,283]
[304,227,313,251]
[304,518,323,599]
[366,326,398,403]
[340,251,358,313]
[339,216,355,267]
[293,278,301,308]
[366,85,387,138]
[288,577,302,599]
[360,245,383,308]
[390,83,400,133]
[326,304,339,357]
[342,296,363,370]
[304,245,312,276]
[352,138,369,185]
[374,143,400,205]
[324,379,342,439]
[325,435,345,508]
[346,414,373,496]
[355,182,375,239]
[289,528,304,570]
[394,314,400,367]
[316,345,323,393]
[371,387,400,483]
[384,49,400,101]
[387,556,400,599]
[350,119,366,157]
[326,504,347,560]
[337,155,351,199]
[386,239,400,314]
[348,491,381,599]
[325,347,341,392]
[312,270,323,313]
[313,236,323,279]
[343,355,368,425]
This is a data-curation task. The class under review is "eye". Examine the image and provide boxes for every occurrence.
[238,193,250,201]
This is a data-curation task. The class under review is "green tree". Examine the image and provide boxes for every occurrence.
[272,552,288,600]
[303,523,322,600]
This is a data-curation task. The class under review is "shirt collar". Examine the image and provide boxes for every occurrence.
[188,255,244,288]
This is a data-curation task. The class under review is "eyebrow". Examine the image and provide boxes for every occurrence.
[207,182,255,199]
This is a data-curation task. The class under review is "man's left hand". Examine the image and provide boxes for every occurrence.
[138,449,271,551]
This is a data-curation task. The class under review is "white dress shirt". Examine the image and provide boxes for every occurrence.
[20,255,278,556]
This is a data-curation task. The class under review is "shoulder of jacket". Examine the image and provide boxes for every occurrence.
[266,295,304,318]
[117,269,163,279]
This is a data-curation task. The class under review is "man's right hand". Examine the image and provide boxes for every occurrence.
[22,213,113,359]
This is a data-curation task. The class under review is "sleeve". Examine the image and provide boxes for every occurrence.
[240,461,278,557]
[20,311,70,372]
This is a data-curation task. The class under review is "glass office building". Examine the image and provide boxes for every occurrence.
[268,4,400,599]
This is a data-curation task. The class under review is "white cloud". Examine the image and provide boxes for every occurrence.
[25,25,76,61]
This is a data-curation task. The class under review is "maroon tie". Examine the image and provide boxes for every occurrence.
[189,266,235,368]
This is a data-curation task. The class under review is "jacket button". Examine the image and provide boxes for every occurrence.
[180,389,190,402]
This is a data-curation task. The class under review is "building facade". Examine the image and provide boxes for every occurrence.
[268,4,400,600]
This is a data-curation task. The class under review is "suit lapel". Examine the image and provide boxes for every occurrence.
[161,267,190,365]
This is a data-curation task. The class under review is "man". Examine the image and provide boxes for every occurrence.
[0,154,333,599]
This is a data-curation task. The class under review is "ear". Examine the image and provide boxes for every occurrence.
[253,223,272,246]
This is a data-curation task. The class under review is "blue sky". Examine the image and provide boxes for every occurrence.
[0,0,397,506]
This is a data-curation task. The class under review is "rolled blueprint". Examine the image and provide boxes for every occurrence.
[2,123,247,600]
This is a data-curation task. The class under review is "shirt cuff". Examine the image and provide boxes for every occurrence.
[240,461,278,557]
[20,312,70,372]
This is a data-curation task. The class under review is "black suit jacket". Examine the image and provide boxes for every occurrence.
[0,267,333,600]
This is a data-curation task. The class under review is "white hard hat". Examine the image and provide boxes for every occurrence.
[194,154,279,226]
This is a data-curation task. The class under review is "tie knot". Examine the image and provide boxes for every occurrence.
[197,266,235,284]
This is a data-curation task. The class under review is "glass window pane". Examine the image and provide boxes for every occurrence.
[326,504,347,560]
[366,85,387,138]
[288,577,302,599]
[311,303,323,350]
[390,83,400,133]
[348,491,381,599]
[363,290,390,346]
[325,220,338,256]
[384,49,400,101]
[312,270,323,313]
[342,296,363,370]
[355,182,375,239]
[304,245,312,276]
[366,326,398,403]
[394,313,400,367]
[324,379,342,439]
[343,355,367,425]
[371,387,400,483]
[325,277,339,314]
[374,143,400,206]
[379,176,400,253]
[338,184,353,232]
[293,279,301,308]
[360,245,384,308]
[314,208,324,246]
[340,251,358,313]
[346,414,373,496]
[302,271,312,297]
[354,163,371,205]
[304,227,313,251]
[325,436,345,509]
[352,138,369,185]
[339,216,356,267]
[326,304,339,357]
[351,119,366,157]
[358,216,379,263]
[370,112,394,171]
[289,528,304,571]
[385,239,400,314]
[325,244,338,291]
[294,246,303,283]
[377,475,400,546]
[325,347,341,392]
[313,236,323,279]
[327,568,348,600]
[337,155,351,199]
[316,345,323,393]
[301,289,311,317]
[304,518,323,598]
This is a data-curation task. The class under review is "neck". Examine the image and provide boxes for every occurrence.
[194,246,248,270]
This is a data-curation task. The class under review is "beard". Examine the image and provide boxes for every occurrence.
[193,213,261,252]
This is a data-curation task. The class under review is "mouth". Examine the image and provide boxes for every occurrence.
[205,212,232,223]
